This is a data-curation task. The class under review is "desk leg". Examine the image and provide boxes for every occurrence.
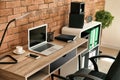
[78,55,81,70]
[58,69,60,75]
[51,69,60,80]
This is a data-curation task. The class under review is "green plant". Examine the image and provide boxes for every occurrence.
[95,10,114,29]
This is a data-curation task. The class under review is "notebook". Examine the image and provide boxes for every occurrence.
[28,24,63,56]
[55,34,77,42]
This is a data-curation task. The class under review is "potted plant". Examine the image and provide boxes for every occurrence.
[95,10,114,29]
[95,10,114,53]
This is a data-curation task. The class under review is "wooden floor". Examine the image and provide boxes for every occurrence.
[100,46,119,57]
[98,46,119,73]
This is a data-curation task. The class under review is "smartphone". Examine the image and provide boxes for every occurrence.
[27,53,40,59]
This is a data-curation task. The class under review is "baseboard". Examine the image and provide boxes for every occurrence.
[101,42,120,50]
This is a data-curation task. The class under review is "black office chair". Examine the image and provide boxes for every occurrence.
[51,51,120,80]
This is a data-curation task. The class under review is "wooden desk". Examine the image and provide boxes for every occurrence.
[0,38,88,80]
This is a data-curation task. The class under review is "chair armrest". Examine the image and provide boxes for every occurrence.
[67,73,103,80]
[89,55,115,72]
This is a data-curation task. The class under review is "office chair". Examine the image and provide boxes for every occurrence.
[51,51,120,80]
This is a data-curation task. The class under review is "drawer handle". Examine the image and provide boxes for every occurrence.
[63,54,67,57]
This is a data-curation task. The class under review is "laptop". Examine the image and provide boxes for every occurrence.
[28,24,63,56]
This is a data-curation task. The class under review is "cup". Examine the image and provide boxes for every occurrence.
[47,32,54,42]
[16,46,23,54]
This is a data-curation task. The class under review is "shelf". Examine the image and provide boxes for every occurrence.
[89,44,99,52]
[77,41,88,55]
[28,72,47,80]
[81,30,90,39]
[28,66,49,80]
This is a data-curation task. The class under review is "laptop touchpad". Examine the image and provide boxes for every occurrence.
[33,43,53,52]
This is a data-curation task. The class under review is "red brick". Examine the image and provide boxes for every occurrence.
[14,7,27,14]
[8,39,21,49]
[48,7,58,15]
[21,0,33,6]
[17,31,28,45]
[21,36,28,45]
[47,8,52,14]
[47,27,51,32]
[0,2,6,9]
[64,5,70,14]
[41,14,50,20]
[0,17,7,24]
[57,1,64,7]
[29,16,40,22]
[28,5,39,11]
[8,14,21,21]
[64,15,69,25]
[49,3,57,8]
[21,0,44,6]
[48,21,57,28]
[44,0,53,4]
[0,9,12,16]
[40,9,50,19]
[7,21,15,28]
[3,33,19,43]
[0,21,15,31]
[20,23,33,31]
[6,1,21,8]
[16,18,28,26]
[0,23,7,30]
[50,12,58,17]
[64,0,71,5]
[32,0,44,4]
[19,31,28,38]
[53,16,61,21]
[0,30,4,38]
[57,16,65,26]
[39,4,48,9]
[54,29,61,36]
[58,7,65,15]
[0,22,15,33]
[7,27,19,35]
[0,43,8,51]
[51,25,61,32]
[45,18,53,24]
[34,20,44,27]
[0,48,12,55]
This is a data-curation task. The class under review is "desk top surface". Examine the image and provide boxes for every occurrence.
[0,38,87,78]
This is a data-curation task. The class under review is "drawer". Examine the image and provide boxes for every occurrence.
[50,49,76,72]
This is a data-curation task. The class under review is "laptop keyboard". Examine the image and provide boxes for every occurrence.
[33,43,53,52]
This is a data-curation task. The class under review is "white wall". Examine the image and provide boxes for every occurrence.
[101,0,120,49]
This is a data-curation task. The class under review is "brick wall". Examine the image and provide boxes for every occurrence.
[0,0,105,54]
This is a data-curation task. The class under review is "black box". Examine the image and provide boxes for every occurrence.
[70,2,85,14]
[69,14,84,28]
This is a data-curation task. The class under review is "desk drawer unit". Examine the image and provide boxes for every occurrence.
[50,49,76,72]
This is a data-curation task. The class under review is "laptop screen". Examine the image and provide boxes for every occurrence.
[28,24,47,47]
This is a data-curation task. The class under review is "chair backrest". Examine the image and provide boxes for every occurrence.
[105,51,120,80]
